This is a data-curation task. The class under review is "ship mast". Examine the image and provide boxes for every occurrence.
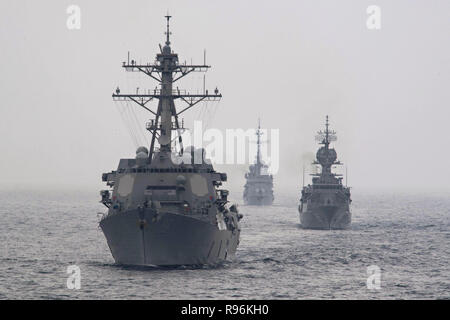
[313,115,340,178]
[324,115,330,149]
[112,16,222,163]
[255,118,263,175]
[316,115,336,150]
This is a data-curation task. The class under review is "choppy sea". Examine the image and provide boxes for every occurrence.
[0,188,449,299]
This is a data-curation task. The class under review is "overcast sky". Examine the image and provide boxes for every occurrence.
[0,0,448,195]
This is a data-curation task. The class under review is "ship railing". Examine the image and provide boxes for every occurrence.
[312,184,343,190]
[127,89,191,96]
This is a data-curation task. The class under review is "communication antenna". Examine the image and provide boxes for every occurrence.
[164,14,172,45]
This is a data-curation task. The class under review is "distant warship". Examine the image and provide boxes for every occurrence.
[243,120,274,205]
[299,116,351,229]
[99,16,242,266]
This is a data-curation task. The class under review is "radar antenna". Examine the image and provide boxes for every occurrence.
[315,115,337,147]
[112,16,222,163]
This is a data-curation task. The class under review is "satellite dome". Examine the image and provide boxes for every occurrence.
[316,147,337,166]
[163,44,171,54]
[136,151,147,159]
[176,175,187,185]
[136,151,147,167]
[136,146,148,155]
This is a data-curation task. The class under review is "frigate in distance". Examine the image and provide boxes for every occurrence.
[243,119,274,205]
[299,116,351,229]
[99,16,243,266]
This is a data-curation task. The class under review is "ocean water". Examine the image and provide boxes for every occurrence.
[0,188,449,299]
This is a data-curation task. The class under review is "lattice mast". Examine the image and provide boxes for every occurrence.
[319,115,335,150]
[313,115,341,177]
[112,16,222,163]
[255,118,263,175]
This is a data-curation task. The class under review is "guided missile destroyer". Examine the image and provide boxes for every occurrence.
[243,120,274,205]
[299,116,351,229]
[99,16,242,266]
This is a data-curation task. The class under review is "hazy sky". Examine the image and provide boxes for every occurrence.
[0,0,449,195]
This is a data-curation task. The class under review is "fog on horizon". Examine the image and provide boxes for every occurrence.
[0,0,449,195]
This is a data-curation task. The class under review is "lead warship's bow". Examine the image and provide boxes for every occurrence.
[99,16,242,266]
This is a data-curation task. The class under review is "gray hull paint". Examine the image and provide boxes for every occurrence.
[299,205,351,230]
[244,195,273,206]
[100,209,240,266]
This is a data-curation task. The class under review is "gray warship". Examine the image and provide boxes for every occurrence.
[243,120,274,205]
[99,16,242,266]
[298,116,351,229]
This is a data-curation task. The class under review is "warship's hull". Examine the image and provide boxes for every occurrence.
[299,205,351,230]
[244,195,273,206]
[243,181,274,206]
[100,209,240,266]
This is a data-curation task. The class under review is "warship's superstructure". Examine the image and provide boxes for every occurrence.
[299,116,351,229]
[243,120,274,205]
[99,16,242,266]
